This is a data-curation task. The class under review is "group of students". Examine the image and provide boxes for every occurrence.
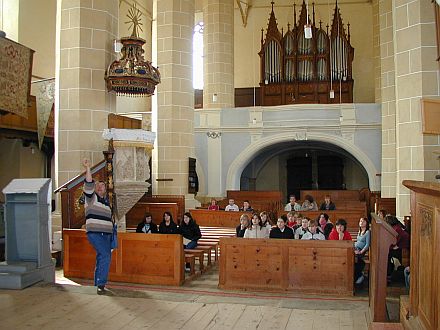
[235,210,371,284]
[136,211,202,250]
[284,194,336,212]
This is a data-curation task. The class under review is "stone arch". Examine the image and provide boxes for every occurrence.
[226,132,380,191]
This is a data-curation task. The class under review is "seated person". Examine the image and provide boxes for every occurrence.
[136,212,158,234]
[301,219,325,240]
[385,215,410,277]
[318,213,334,239]
[354,217,370,284]
[158,211,179,234]
[236,214,250,237]
[269,217,294,239]
[240,200,254,212]
[208,199,219,210]
[225,198,239,211]
[294,217,310,239]
[319,195,336,211]
[328,219,353,240]
[179,212,202,249]
[286,211,300,229]
[301,195,318,211]
[377,209,387,220]
[284,195,301,212]
[244,213,270,238]
[260,211,273,230]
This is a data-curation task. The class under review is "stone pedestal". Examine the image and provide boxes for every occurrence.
[103,129,155,230]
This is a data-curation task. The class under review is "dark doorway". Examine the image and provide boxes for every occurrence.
[318,156,344,189]
[287,157,312,199]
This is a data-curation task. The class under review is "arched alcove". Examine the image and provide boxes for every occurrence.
[226,132,380,193]
[240,141,369,202]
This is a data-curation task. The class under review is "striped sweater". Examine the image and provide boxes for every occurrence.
[83,180,112,233]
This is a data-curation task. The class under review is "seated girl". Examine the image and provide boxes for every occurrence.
[301,219,325,240]
[301,195,318,211]
[236,214,250,237]
[328,219,353,241]
[179,212,202,249]
[136,212,158,234]
[294,217,310,239]
[318,213,334,239]
[244,213,270,238]
[354,217,371,284]
[158,211,179,234]
[260,211,273,230]
[208,199,219,210]
[286,211,300,229]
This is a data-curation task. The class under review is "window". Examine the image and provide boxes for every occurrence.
[193,22,204,89]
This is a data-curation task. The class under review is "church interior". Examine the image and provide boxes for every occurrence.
[0,0,440,329]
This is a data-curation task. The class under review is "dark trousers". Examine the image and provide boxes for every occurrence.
[387,248,402,276]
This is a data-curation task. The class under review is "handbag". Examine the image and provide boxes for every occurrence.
[110,222,118,249]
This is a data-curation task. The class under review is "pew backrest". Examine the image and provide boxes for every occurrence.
[63,229,184,286]
[219,237,354,296]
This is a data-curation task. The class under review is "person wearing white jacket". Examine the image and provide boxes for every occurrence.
[244,213,270,238]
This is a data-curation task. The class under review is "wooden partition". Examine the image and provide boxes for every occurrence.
[276,209,367,230]
[125,194,185,228]
[369,213,397,323]
[401,180,440,330]
[375,197,396,215]
[300,190,362,203]
[63,229,184,286]
[190,209,253,228]
[219,237,354,296]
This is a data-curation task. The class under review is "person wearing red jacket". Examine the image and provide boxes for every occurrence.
[328,219,352,241]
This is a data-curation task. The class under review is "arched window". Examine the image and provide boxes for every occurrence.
[193,22,204,89]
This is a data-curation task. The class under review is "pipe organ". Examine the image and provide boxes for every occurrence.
[259,1,354,105]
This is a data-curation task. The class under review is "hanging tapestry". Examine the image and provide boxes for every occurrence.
[0,37,34,118]
[32,79,55,148]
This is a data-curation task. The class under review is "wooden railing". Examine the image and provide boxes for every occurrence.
[219,237,354,296]
[369,213,397,323]
[300,189,363,203]
[63,229,184,286]
[107,113,142,129]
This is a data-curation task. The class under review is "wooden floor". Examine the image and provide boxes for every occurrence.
[0,282,370,330]
[0,227,371,329]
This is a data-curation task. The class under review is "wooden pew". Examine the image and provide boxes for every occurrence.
[276,209,367,230]
[190,209,253,228]
[63,229,184,286]
[219,237,354,296]
[369,213,397,323]
[300,190,362,202]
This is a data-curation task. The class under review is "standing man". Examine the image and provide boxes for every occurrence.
[83,159,113,295]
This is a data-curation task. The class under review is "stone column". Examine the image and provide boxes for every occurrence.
[57,0,118,186]
[378,0,396,198]
[103,129,155,231]
[153,0,199,209]
[393,0,439,217]
[372,0,381,104]
[203,0,234,109]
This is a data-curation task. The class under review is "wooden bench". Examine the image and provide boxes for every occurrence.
[197,241,219,261]
[63,230,185,286]
[219,237,354,296]
[184,249,205,272]
[190,209,253,228]
[185,254,196,276]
